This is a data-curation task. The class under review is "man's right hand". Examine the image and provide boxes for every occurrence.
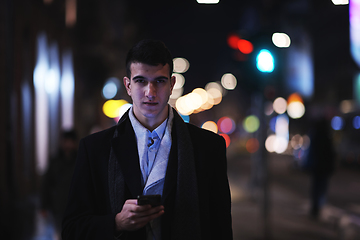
[115,199,164,232]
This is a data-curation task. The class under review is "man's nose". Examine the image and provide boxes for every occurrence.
[146,83,157,98]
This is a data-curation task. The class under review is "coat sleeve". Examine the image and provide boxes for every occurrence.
[62,138,117,240]
[209,135,233,239]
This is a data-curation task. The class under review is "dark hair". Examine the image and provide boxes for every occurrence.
[125,39,173,77]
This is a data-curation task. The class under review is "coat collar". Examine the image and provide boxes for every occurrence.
[110,109,181,203]
[110,111,143,198]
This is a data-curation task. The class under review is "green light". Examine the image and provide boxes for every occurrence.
[256,49,274,73]
[243,115,260,133]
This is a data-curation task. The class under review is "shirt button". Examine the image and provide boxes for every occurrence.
[149,147,155,152]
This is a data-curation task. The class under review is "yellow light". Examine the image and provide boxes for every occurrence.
[192,88,208,106]
[176,96,193,116]
[186,92,203,110]
[243,115,260,133]
[221,73,237,90]
[173,58,190,73]
[202,121,218,133]
[272,33,291,48]
[102,99,128,118]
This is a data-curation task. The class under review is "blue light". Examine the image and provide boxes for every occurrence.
[353,116,360,129]
[180,114,190,123]
[102,77,120,99]
[256,49,274,73]
[331,116,344,131]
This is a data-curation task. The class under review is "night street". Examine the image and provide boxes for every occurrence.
[227,146,360,240]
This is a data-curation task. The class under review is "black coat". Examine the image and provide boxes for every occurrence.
[62,111,233,240]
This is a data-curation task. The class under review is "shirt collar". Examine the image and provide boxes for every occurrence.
[129,106,170,141]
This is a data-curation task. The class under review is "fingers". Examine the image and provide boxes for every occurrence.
[115,200,165,232]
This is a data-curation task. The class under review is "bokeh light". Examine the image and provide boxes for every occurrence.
[180,114,190,123]
[287,102,305,119]
[193,88,208,106]
[353,116,360,129]
[243,115,260,133]
[272,33,291,48]
[219,133,231,148]
[290,134,303,150]
[273,97,287,114]
[265,101,274,116]
[170,87,184,99]
[269,116,277,132]
[217,117,236,134]
[221,73,237,90]
[340,100,354,114]
[205,81,224,95]
[197,0,219,4]
[265,134,277,152]
[246,138,259,153]
[206,88,222,105]
[332,0,349,5]
[202,121,218,133]
[102,77,120,99]
[173,58,190,73]
[273,136,289,154]
[172,73,185,89]
[238,39,253,54]
[331,116,344,130]
[176,96,194,116]
[287,92,303,104]
[227,34,241,49]
[103,99,128,118]
[256,49,274,73]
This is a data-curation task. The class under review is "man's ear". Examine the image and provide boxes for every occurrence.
[170,75,176,92]
[123,76,131,96]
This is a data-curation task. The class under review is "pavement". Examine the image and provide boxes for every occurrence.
[227,148,360,240]
[26,145,360,240]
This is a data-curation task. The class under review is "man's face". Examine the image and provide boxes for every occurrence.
[124,62,175,129]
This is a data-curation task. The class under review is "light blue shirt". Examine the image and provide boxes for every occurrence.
[129,107,173,240]
[128,107,173,189]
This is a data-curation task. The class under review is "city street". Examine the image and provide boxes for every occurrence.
[227,148,360,240]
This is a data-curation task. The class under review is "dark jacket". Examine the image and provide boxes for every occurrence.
[62,110,233,240]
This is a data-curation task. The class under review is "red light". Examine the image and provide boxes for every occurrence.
[219,133,231,148]
[246,138,259,153]
[227,34,241,50]
[238,39,253,54]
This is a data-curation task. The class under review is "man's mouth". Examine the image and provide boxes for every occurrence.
[143,102,158,106]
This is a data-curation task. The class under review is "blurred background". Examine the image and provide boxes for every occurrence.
[2,0,360,239]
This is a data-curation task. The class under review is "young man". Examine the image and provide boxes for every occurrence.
[62,39,233,240]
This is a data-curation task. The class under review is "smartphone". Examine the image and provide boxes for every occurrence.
[137,194,161,207]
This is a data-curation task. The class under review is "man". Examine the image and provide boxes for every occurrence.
[62,39,233,240]
[41,130,77,237]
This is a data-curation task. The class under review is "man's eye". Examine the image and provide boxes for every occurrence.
[135,79,145,83]
[157,79,166,83]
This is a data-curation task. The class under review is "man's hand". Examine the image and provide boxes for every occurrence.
[115,199,164,232]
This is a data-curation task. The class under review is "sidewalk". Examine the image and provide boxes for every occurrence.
[227,152,360,240]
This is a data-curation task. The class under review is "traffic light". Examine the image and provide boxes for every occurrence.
[256,49,274,73]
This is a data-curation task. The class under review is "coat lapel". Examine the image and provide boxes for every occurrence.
[162,113,180,204]
[110,116,143,198]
